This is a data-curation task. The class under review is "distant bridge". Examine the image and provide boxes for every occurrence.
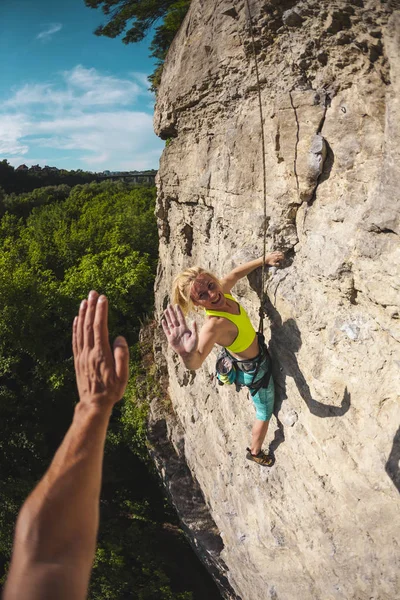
[96,172,156,184]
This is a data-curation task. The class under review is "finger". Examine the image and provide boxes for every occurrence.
[72,316,78,361]
[84,290,99,348]
[170,305,181,326]
[163,307,173,328]
[165,304,179,327]
[175,304,187,326]
[93,294,109,349]
[77,299,87,352]
[161,319,171,336]
[113,336,129,392]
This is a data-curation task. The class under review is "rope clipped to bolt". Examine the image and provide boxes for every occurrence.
[243,0,268,335]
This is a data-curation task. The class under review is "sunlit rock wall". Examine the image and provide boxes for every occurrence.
[152,1,400,599]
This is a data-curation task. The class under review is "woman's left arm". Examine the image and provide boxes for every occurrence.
[221,251,284,292]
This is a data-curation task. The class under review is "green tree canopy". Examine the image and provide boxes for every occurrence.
[0,181,159,590]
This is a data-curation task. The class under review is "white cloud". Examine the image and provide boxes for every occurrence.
[119,149,164,171]
[36,23,62,42]
[131,71,151,89]
[0,66,163,170]
[0,115,30,155]
[64,66,143,106]
[4,83,72,110]
[6,156,71,168]
[4,66,143,109]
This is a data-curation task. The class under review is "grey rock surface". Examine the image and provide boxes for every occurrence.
[282,8,304,28]
[152,2,400,599]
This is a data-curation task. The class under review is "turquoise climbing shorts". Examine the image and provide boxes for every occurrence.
[235,354,275,421]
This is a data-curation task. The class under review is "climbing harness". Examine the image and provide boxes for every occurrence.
[243,0,269,336]
[215,332,272,393]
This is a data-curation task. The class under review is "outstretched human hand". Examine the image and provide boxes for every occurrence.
[73,290,129,409]
[265,250,284,266]
[162,304,198,357]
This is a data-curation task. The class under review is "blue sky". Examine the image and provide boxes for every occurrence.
[0,0,165,171]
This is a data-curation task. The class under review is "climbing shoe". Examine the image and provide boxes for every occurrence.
[246,448,274,467]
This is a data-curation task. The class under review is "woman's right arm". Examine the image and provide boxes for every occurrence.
[221,251,284,292]
[162,305,219,370]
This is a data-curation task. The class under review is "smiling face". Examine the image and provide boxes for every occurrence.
[190,274,226,310]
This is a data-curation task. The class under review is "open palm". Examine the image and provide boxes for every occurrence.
[162,305,198,356]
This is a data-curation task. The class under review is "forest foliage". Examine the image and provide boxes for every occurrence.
[0,180,200,599]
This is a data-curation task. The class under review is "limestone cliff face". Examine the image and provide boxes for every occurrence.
[151,2,400,599]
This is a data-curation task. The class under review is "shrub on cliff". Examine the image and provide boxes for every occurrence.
[84,0,191,90]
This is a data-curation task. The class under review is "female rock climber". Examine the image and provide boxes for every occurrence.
[161,251,284,467]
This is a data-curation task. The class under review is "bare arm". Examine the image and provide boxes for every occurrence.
[162,304,219,370]
[221,251,284,292]
[3,291,129,600]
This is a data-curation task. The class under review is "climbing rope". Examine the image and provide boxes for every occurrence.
[243,0,268,335]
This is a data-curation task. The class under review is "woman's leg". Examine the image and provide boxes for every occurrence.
[251,419,270,455]
[236,357,275,462]
[246,363,275,454]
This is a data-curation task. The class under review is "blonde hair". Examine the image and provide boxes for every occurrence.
[172,267,221,315]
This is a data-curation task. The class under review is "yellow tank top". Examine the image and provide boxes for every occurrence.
[205,293,256,353]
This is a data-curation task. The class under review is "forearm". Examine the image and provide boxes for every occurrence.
[20,401,110,556]
[230,257,264,279]
[4,401,112,598]
[223,253,281,290]
[180,349,204,370]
